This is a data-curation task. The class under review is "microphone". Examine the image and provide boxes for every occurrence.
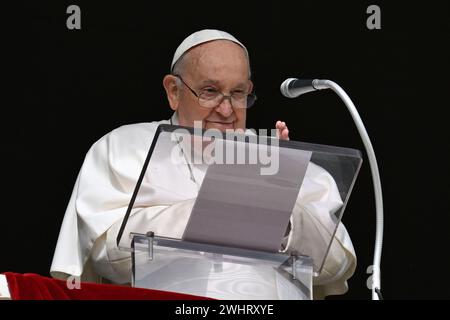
[281,77,384,300]
[280,78,329,98]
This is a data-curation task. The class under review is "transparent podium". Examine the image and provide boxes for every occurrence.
[116,124,362,300]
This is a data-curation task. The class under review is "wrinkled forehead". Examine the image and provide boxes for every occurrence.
[183,40,251,83]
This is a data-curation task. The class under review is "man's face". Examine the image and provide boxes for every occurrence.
[164,40,252,131]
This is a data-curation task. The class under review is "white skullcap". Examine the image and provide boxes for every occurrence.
[170,29,249,72]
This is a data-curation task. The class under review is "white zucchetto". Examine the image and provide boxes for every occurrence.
[170,29,249,72]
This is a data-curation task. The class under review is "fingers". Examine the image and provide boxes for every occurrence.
[275,120,290,140]
[281,127,289,140]
[276,120,286,130]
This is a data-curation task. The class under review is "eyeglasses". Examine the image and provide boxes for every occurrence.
[174,75,257,109]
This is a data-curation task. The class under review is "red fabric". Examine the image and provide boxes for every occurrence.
[3,272,212,300]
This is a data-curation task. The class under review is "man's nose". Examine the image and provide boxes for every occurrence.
[215,96,233,117]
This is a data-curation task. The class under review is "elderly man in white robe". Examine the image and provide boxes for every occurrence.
[50,29,356,299]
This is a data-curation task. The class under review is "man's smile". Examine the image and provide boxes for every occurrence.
[205,120,235,130]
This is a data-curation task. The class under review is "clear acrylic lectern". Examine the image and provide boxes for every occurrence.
[116,124,362,300]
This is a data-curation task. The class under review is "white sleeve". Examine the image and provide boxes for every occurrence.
[281,162,357,299]
[50,121,195,280]
[89,199,196,284]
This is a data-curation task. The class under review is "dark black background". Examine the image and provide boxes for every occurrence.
[3,1,449,299]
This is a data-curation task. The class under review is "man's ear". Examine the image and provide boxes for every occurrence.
[248,79,254,93]
[163,74,180,111]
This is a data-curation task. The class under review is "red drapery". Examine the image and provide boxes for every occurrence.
[3,272,211,300]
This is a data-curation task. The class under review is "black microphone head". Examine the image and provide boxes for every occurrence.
[280,78,316,98]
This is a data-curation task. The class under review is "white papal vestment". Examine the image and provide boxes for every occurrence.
[51,113,356,299]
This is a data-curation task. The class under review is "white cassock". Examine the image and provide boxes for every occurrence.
[50,113,356,299]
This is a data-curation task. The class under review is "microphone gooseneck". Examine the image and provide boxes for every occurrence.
[281,78,384,300]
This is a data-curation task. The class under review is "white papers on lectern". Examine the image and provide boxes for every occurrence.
[183,146,312,252]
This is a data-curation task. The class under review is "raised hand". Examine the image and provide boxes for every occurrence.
[275,120,290,140]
